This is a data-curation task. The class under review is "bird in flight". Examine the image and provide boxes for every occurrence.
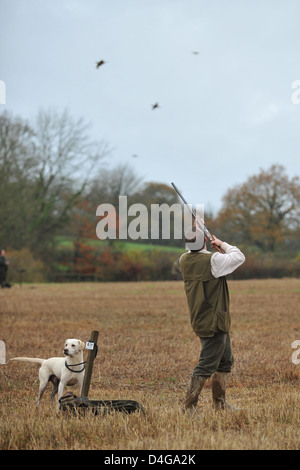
[152,102,160,110]
[192,51,199,55]
[95,60,105,68]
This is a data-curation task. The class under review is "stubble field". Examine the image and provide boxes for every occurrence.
[0,278,300,450]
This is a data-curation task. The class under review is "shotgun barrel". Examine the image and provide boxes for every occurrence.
[171,182,224,254]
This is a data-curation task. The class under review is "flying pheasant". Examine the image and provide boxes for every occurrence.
[95,60,105,69]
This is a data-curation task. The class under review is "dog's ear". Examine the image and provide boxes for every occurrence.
[78,340,85,351]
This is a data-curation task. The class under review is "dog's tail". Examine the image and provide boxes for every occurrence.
[10,357,45,365]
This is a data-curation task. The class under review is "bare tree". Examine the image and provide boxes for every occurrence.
[27,108,109,251]
[87,163,142,208]
[0,109,109,256]
[0,111,38,249]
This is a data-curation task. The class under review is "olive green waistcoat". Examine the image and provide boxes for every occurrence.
[179,251,230,337]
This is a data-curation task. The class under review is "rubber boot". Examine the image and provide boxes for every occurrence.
[211,371,238,411]
[184,374,207,414]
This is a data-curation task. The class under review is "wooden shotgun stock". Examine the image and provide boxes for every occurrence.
[171,182,224,254]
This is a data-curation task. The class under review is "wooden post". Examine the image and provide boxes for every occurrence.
[81,330,99,398]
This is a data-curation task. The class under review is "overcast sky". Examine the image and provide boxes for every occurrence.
[1,0,300,213]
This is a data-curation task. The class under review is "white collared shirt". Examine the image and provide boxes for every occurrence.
[203,242,245,278]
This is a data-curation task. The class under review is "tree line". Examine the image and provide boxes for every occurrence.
[1,109,299,282]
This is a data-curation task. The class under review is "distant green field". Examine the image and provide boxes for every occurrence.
[56,236,184,254]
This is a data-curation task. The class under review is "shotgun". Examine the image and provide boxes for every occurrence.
[171,182,224,254]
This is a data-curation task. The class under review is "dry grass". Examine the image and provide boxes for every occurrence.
[1,278,300,450]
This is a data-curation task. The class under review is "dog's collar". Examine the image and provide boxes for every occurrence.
[65,360,86,373]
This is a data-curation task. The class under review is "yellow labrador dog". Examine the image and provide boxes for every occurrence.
[11,339,85,409]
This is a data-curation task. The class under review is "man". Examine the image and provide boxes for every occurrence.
[0,249,10,288]
[179,224,245,413]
